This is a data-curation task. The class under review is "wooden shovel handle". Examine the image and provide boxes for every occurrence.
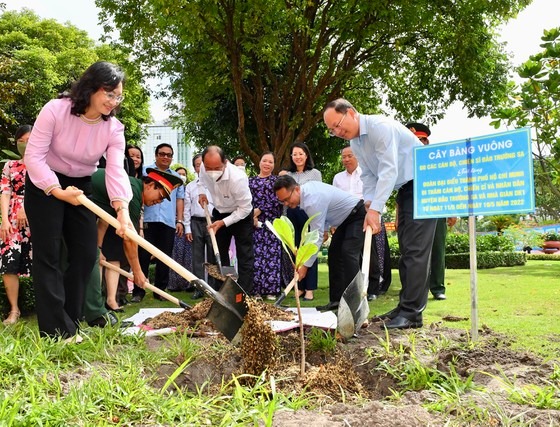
[100,259,191,309]
[203,203,221,257]
[361,225,373,275]
[77,194,199,283]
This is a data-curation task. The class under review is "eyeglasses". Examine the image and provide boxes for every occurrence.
[157,152,173,158]
[278,188,295,204]
[328,112,347,136]
[104,90,125,104]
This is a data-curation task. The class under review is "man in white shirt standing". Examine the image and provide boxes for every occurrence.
[184,153,216,298]
[332,144,392,301]
[198,146,254,293]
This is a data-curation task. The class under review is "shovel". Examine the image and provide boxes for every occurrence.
[100,260,192,309]
[203,204,238,279]
[337,225,373,339]
[78,195,247,341]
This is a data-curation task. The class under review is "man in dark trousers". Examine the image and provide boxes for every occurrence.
[133,143,185,302]
[83,167,183,327]
[273,175,366,311]
[332,144,392,300]
[406,122,456,300]
[324,98,437,330]
[197,146,254,293]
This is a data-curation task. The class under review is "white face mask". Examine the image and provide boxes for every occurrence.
[236,165,246,171]
[206,170,223,182]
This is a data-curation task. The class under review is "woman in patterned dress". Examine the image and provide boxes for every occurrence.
[249,152,283,299]
[1,125,33,325]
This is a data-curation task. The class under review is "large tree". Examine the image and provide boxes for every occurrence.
[0,8,151,148]
[491,27,560,221]
[97,0,529,169]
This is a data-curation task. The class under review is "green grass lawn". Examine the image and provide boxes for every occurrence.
[130,259,560,356]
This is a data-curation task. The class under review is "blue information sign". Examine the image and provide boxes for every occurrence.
[414,128,534,219]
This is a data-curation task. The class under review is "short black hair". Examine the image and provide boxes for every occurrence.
[201,145,226,163]
[155,143,173,156]
[68,61,125,119]
[232,155,247,164]
[15,124,32,141]
[324,98,356,115]
[288,142,315,172]
[192,153,202,168]
[273,175,298,192]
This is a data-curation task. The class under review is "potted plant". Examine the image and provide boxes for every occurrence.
[542,231,560,254]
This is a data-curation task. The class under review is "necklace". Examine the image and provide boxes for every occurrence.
[79,114,102,125]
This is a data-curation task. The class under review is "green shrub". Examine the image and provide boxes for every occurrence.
[388,236,400,257]
[476,234,515,252]
[527,253,560,261]
[446,233,470,254]
[446,251,526,269]
[543,231,560,241]
[0,276,35,315]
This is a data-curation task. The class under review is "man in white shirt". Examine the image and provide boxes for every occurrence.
[332,145,392,300]
[324,98,437,330]
[198,146,254,293]
[184,153,215,298]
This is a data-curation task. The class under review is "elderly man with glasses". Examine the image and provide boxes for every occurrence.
[132,143,186,302]
[323,99,437,330]
[273,175,366,312]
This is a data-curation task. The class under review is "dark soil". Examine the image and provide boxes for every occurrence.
[143,300,560,426]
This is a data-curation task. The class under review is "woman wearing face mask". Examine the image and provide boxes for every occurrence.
[25,61,133,341]
[284,142,322,301]
[0,125,33,325]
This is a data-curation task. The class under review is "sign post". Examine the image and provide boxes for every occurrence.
[413,128,534,340]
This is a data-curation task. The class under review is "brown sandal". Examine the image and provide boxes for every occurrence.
[3,310,20,325]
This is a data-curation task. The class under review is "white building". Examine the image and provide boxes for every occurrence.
[142,123,194,170]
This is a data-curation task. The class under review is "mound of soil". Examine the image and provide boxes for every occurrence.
[144,300,560,426]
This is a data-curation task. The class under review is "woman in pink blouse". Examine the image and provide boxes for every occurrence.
[25,61,133,342]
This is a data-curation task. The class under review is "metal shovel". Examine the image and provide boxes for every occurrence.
[203,204,238,279]
[337,225,373,339]
[78,195,247,342]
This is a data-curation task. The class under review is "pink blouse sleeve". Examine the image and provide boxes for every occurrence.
[104,122,132,204]
[25,101,61,194]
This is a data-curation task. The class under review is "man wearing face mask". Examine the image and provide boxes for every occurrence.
[198,146,254,293]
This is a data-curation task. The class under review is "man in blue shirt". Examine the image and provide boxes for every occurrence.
[132,143,185,302]
[323,98,437,329]
[273,175,366,311]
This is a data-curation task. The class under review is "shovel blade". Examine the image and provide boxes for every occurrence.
[207,277,248,341]
[337,272,370,339]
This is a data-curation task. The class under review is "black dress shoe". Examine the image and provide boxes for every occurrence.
[88,311,118,328]
[433,293,447,300]
[130,295,143,303]
[371,307,400,322]
[192,289,204,300]
[382,315,423,330]
[316,301,339,312]
[367,294,377,301]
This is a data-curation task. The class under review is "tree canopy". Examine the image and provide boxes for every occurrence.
[491,27,560,221]
[0,7,151,148]
[97,0,529,170]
